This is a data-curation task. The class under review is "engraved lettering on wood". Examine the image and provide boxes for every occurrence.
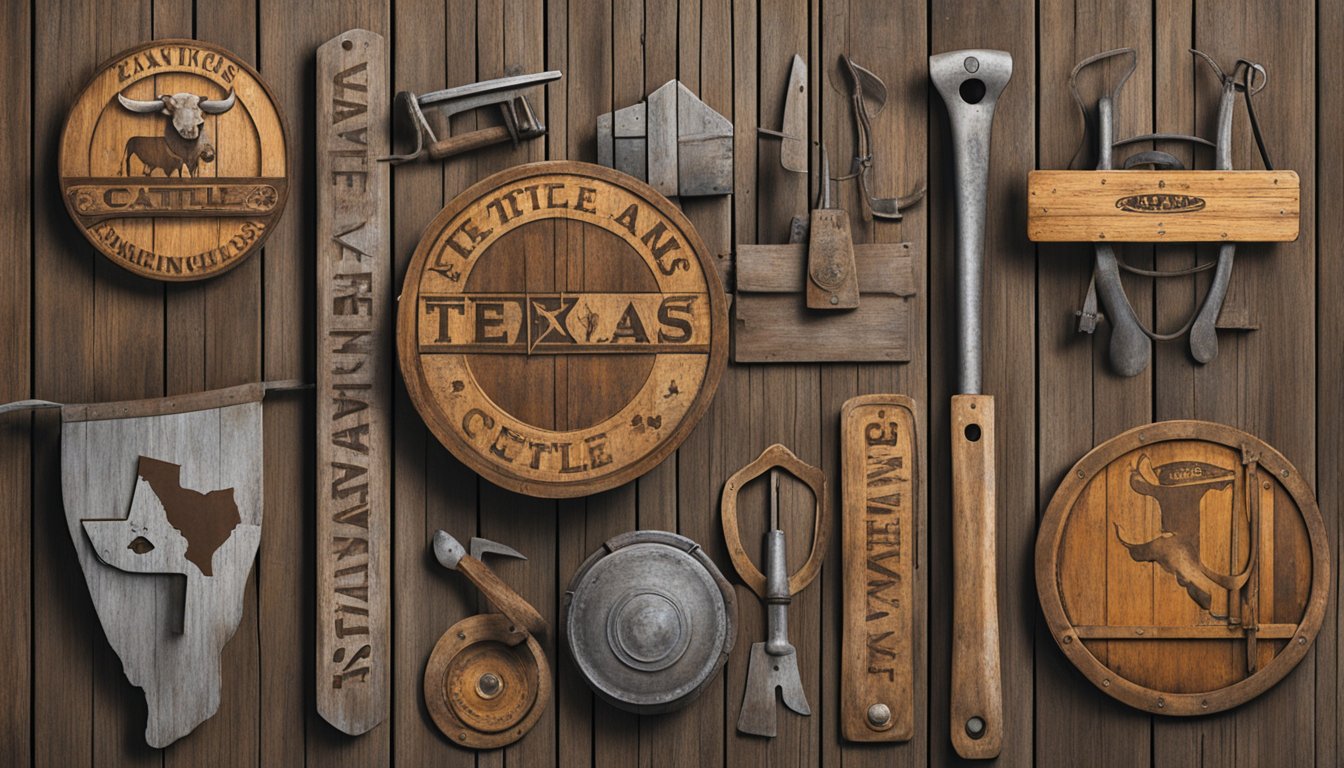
[316,29,389,736]
[841,396,917,742]
[398,162,727,499]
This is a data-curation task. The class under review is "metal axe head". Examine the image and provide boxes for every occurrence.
[737,642,810,737]
[432,530,526,571]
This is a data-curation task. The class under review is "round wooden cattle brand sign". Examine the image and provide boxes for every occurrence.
[1036,421,1329,715]
[59,39,289,281]
[398,161,728,498]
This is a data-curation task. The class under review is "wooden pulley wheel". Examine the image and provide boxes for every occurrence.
[423,613,550,749]
[59,39,289,281]
[1036,420,1329,715]
[398,161,728,498]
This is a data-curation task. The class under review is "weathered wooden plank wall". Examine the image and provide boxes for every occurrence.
[1,0,1338,766]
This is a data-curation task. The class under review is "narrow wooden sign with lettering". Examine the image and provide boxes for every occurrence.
[316,29,390,736]
[840,395,919,742]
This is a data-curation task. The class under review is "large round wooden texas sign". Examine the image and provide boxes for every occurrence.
[398,161,728,498]
[59,39,289,281]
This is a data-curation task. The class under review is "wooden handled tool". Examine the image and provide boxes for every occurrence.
[426,123,516,160]
[806,147,860,310]
[433,530,549,638]
[931,48,1012,760]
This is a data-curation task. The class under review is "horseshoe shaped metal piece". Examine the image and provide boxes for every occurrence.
[1069,48,1273,376]
[720,444,830,599]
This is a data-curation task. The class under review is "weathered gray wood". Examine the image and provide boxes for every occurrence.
[60,396,265,748]
[736,243,915,295]
[597,79,733,198]
[315,28,391,738]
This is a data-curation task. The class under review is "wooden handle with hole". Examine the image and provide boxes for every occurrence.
[426,125,515,160]
[950,394,1003,759]
[457,555,550,638]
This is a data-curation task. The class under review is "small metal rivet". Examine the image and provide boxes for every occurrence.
[964,56,980,73]
[1201,700,1209,709]
[867,703,892,728]
[1298,636,1307,645]
[830,295,839,305]
[1281,469,1290,478]
[1157,698,1165,709]
[457,631,466,640]
[966,716,986,739]
[1062,635,1072,644]
[1264,482,1271,490]
[1076,469,1085,478]
[1102,679,1111,687]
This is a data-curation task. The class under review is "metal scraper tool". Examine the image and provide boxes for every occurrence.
[737,470,811,737]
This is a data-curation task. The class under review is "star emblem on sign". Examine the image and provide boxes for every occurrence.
[529,296,578,350]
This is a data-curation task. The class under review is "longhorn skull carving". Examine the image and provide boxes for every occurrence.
[117,89,235,177]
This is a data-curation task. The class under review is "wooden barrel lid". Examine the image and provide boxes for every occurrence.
[398,161,728,498]
[59,40,289,281]
[1036,421,1329,715]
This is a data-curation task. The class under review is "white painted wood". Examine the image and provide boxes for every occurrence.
[61,399,264,748]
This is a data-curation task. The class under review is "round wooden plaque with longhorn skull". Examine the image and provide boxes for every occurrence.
[398,161,728,498]
[1036,421,1329,715]
[59,39,289,281]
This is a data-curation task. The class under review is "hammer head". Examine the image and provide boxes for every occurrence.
[432,530,527,571]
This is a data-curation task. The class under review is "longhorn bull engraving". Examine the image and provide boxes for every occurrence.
[117,90,236,177]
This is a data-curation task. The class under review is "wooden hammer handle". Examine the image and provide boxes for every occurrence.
[426,125,515,160]
[457,555,550,638]
[949,394,1003,759]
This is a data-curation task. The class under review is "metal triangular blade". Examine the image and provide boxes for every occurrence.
[779,55,809,173]
[737,642,811,736]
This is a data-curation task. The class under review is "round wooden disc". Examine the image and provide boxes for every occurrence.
[424,613,550,749]
[1036,421,1329,715]
[59,39,289,281]
[398,161,728,498]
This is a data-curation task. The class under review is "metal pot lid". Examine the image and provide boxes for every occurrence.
[563,530,736,714]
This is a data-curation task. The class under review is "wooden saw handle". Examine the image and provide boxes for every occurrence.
[427,125,515,160]
[950,394,1003,759]
[457,555,550,639]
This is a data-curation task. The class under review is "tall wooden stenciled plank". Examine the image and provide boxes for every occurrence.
[316,28,391,738]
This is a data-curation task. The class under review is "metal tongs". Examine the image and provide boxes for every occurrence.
[837,56,925,221]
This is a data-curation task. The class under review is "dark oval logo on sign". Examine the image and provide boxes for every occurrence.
[1115,194,1206,214]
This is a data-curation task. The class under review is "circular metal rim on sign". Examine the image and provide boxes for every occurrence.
[423,613,551,749]
[396,161,729,499]
[1034,420,1330,716]
[58,39,292,283]
[562,530,737,714]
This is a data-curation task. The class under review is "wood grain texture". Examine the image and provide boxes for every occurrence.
[840,396,918,742]
[1027,171,1300,242]
[5,1,1338,766]
[315,28,391,737]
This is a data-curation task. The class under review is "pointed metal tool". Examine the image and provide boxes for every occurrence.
[758,54,809,173]
[737,470,811,737]
[432,530,548,637]
[840,56,925,221]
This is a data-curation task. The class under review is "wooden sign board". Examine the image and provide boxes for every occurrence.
[398,161,728,498]
[315,30,390,736]
[1027,170,1299,243]
[733,243,915,363]
[1036,421,1329,715]
[840,395,918,742]
[59,40,289,281]
[0,383,298,747]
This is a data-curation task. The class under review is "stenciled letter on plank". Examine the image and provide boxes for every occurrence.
[316,29,390,737]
